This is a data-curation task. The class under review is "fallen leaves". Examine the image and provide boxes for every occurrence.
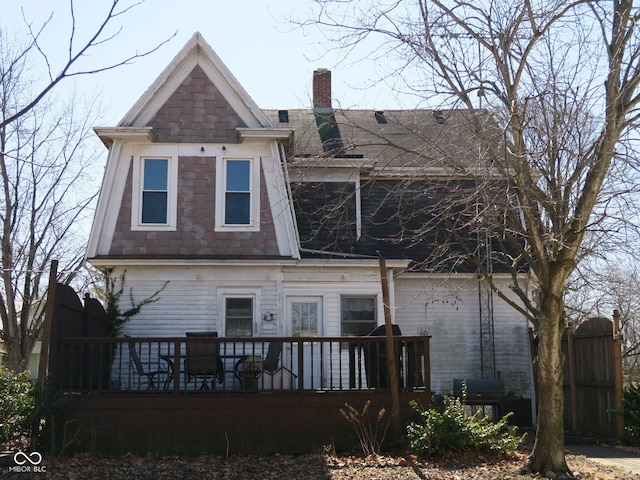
[19,449,635,479]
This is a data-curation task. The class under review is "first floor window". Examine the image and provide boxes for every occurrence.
[225,297,253,337]
[341,296,377,336]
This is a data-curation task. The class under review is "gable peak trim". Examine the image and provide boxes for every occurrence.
[119,32,271,129]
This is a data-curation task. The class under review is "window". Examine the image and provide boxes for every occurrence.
[341,296,377,336]
[131,155,177,231]
[291,299,320,337]
[141,159,168,223]
[225,297,254,337]
[225,159,251,225]
[215,157,260,231]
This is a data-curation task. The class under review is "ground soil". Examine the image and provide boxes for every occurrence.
[5,447,636,480]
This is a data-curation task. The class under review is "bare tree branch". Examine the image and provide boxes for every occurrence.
[0,0,175,131]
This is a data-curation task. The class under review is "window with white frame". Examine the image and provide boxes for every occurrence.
[132,156,177,230]
[215,157,260,231]
[341,296,377,336]
[225,297,254,337]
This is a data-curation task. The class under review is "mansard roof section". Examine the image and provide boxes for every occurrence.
[263,108,504,174]
[120,32,272,131]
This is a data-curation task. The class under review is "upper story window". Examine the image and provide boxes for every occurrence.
[142,159,168,223]
[215,157,261,232]
[225,159,251,224]
[131,155,178,231]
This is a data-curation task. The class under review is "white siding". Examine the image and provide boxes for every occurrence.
[394,274,532,398]
[114,264,532,397]
[113,266,282,338]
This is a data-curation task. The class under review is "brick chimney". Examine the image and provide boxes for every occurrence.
[313,69,332,110]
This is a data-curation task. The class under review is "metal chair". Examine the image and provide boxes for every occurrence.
[126,336,167,390]
[263,341,283,373]
[236,341,294,390]
[185,332,221,390]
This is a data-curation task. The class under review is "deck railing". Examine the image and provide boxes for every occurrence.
[49,335,431,394]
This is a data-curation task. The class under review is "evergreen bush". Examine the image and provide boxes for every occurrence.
[407,392,524,457]
[0,366,36,450]
[623,383,640,446]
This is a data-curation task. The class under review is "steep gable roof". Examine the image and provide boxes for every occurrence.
[120,32,272,130]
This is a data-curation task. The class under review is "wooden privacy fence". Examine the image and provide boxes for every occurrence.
[562,316,624,438]
[43,281,110,389]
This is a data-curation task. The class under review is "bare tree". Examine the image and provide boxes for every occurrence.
[294,0,640,475]
[0,1,174,372]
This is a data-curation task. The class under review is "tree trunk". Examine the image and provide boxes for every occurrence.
[525,290,570,475]
[4,339,29,373]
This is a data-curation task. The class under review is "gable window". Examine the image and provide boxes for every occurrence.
[225,297,254,337]
[225,159,251,224]
[131,155,178,231]
[142,159,168,223]
[341,296,377,336]
[215,157,260,231]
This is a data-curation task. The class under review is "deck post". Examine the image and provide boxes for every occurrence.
[379,256,401,436]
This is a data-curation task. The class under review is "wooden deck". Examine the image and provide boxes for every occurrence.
[51,335,431,394]
[66,390,432,454]
[49,335,433,454]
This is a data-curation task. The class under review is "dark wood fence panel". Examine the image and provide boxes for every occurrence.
[562,317,619,438]
[48,284,109,389]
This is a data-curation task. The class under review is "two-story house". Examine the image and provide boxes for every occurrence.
[86,32,533,404]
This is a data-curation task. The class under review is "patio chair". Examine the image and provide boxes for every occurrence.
[185,332,222,390]
[236,341,295,390]
[234,341,281,383]
[263,341,283,373]
[126,336,167,390]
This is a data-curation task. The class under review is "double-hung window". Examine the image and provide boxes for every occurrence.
[224,297,254,337]
[341,296,377,336]
[225,159,251,224]
[215,157,260,231]
[141,159,168,224]
[132,155,177,231]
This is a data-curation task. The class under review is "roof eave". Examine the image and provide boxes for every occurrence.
[93,127,156,148]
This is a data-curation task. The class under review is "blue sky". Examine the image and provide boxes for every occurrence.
[5,0,410,126]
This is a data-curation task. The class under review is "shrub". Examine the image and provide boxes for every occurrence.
[0,366,36,450]
[622,383,640,446]
[406,394,524,457]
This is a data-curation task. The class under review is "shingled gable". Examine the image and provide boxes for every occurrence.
[87,33,296,261]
